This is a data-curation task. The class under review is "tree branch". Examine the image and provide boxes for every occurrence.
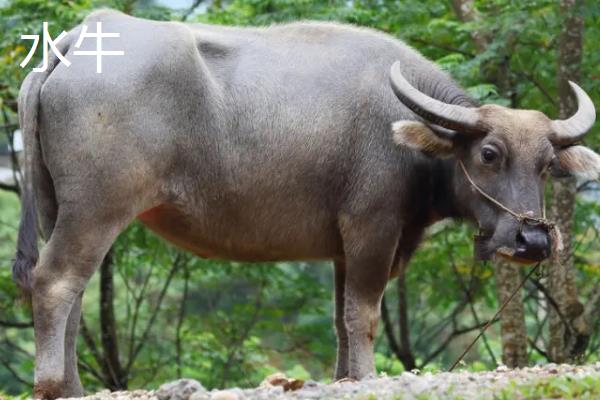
[527,337,549,359]
[2,107,22,193]
[181,0,203,22]
[395,264,416,370]
[0,319,33,328]
[582,283,600,328]
[419,317,500,367]
[409,37,475,58]
[528,278,574,335]
[79,315,107,385]
[125,254,156,367]
[515,70,559,110]
[0,182,19,194]
[78,358,107,385]
[1,338,33,358]
[220,278,265,387]
[380,295,402,361]
[99,249,127,390]
[175,261,190,379]
[0,353,32,386]
[446,234,497,365]
[125,253,182,376]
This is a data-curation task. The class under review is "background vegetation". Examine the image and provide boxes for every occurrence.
[0,0,599,396]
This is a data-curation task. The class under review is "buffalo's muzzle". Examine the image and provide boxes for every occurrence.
[513,223,551,262]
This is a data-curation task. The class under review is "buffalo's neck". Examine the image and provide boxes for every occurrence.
[428,158,468,223]
[415,76,479,108]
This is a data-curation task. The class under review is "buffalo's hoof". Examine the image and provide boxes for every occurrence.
[33,380,64,400]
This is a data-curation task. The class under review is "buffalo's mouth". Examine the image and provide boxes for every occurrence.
[474,224,552,264]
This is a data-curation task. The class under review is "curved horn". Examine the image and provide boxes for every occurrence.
[426,123,458,140]
[389,61,482,133]
[550,81,596,145]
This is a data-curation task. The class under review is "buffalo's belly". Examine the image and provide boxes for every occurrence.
[137,204,341,262]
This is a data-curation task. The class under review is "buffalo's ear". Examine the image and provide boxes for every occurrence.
[551,145,600,180]
[392,121,453,158]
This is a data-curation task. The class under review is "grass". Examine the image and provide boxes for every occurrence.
[497,374,600,400]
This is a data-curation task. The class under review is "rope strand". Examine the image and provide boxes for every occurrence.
[448,262,541,371]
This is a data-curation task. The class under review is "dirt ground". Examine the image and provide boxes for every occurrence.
[63,363,600,400]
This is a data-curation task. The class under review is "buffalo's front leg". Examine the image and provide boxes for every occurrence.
[339,215,398,379]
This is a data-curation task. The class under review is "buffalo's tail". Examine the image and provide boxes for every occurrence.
[12,29,75,293]
[12,69,46,294]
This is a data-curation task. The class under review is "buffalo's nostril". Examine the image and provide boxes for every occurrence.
[514,224,551,262]
[515,231,528,253]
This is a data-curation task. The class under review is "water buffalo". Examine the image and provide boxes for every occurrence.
[13,9,599,399]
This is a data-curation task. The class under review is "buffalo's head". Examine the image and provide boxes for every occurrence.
[389,62,599,264]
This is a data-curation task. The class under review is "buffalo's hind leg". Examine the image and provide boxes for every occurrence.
[334,260,349,379]
[32,207,132,399]
[63,294,84,397]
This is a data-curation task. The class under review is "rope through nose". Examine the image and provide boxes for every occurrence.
[457,160,563,260]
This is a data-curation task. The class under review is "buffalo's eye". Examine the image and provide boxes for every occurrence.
[481,145,499,164]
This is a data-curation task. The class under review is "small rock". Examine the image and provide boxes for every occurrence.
[260,372,304,391]
[130,389,150,398]
[156,379,206,400]
[298,389,322,399]
[545,363,559,374]
[210,389,244,400]
[333,377,356,384]
[303,380,320,388]
[249,385,284,400]
[261,372,287,387]
[495,364,509,373]
[401,371,418,380]
[189,391,210,400]
[406,377,430,394]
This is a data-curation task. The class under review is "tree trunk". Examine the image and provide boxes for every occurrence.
[547,0,588,363]
[548,0,585,362]
[449,0,489,53]
[99,250,128,390]
[396,265,416,370]
[450,0,527,368]
[382,263,417,371]
[494,260,528,367]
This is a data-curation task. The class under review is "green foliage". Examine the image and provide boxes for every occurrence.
[0,192,33,394]
[199,0,349,25]
[0,0,93,105]
[75,223,334,392]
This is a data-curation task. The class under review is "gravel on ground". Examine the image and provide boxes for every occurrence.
[62,363,600,400]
